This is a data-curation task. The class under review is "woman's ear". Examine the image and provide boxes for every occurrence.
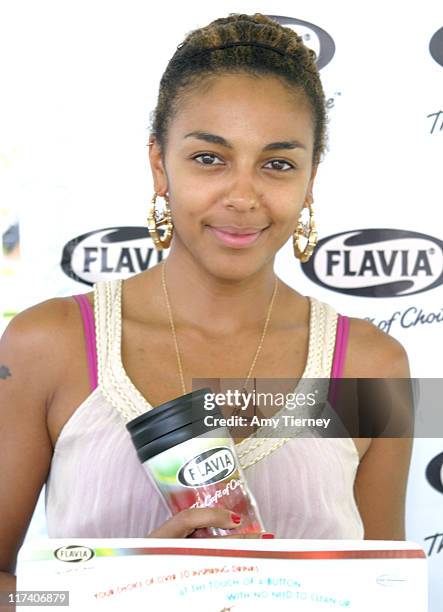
[307,163,318,201]
[148,137,168,195]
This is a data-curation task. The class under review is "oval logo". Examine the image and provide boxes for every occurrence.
[376,573,407,587]
[177,447,237,488]
[430,26,443,67]
[301,228,443,297]
[268,15,335,69]
[61,226,164,286]
[426,452,443,494]
[54,545,95,563]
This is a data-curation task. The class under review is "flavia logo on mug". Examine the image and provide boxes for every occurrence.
[177,447,237,487]
[54,546,95,563]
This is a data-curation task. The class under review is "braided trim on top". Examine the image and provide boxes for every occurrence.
[98,280,146,423]
[93,281,105,389]
[112,280,154,418]
[323,304,338,377]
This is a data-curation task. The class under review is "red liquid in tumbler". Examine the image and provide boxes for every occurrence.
[146,435,264,538]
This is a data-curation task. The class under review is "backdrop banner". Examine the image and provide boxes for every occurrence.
[1,1,441,609]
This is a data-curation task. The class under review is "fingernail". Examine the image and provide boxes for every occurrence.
[231,513,241,524]
[261,533,275,539]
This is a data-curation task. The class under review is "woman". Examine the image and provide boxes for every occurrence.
[0,13,412,589]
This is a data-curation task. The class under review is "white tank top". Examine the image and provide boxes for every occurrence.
[45,279,364,539]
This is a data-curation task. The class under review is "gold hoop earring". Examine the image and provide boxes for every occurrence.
[293,203,318,263]
[147,192,173,250]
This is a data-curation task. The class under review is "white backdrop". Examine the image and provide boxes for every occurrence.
[1,1,442,609]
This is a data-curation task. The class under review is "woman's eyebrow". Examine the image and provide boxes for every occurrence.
[183,131,306,151]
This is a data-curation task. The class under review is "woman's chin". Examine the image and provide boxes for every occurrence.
[168,239,274,281]
[197,256,272,283]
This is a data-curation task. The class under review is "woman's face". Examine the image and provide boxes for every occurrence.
[150,73,318,280]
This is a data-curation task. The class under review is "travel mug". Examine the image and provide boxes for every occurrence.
[126,387,264,538]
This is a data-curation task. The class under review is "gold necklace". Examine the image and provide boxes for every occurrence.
[161,261,279,396]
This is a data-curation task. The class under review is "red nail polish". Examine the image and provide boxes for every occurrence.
[261,533,275,538]
[231,513,241,524]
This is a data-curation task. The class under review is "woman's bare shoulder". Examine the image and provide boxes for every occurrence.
[344,317,410,378]
[2,293,91,342]
[0,294,93,394]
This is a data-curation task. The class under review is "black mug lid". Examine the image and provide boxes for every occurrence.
[126,387,223,452]
[135,419,227,463]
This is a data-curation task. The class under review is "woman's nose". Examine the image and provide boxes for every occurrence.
[225,196,259,211]
[223,175,261,211]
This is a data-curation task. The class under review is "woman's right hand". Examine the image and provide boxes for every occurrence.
[147,508,242,538]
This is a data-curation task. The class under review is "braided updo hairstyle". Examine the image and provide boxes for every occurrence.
[151,13,328,167]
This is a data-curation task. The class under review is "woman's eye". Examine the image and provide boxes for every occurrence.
[265,159,295,171]
[192,153,224,166]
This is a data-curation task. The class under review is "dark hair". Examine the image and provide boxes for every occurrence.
[150,13,328,167]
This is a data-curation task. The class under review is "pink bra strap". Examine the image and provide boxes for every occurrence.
[328,314,350,407]
[73,294,98,392]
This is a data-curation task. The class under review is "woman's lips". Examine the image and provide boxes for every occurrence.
[206,226,268,248]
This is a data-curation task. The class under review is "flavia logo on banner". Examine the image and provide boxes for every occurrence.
[429,26,443,67]
[426,452,443,495]
[61,226,164,286]
[301,229,443,298]
[267,15,335,69]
